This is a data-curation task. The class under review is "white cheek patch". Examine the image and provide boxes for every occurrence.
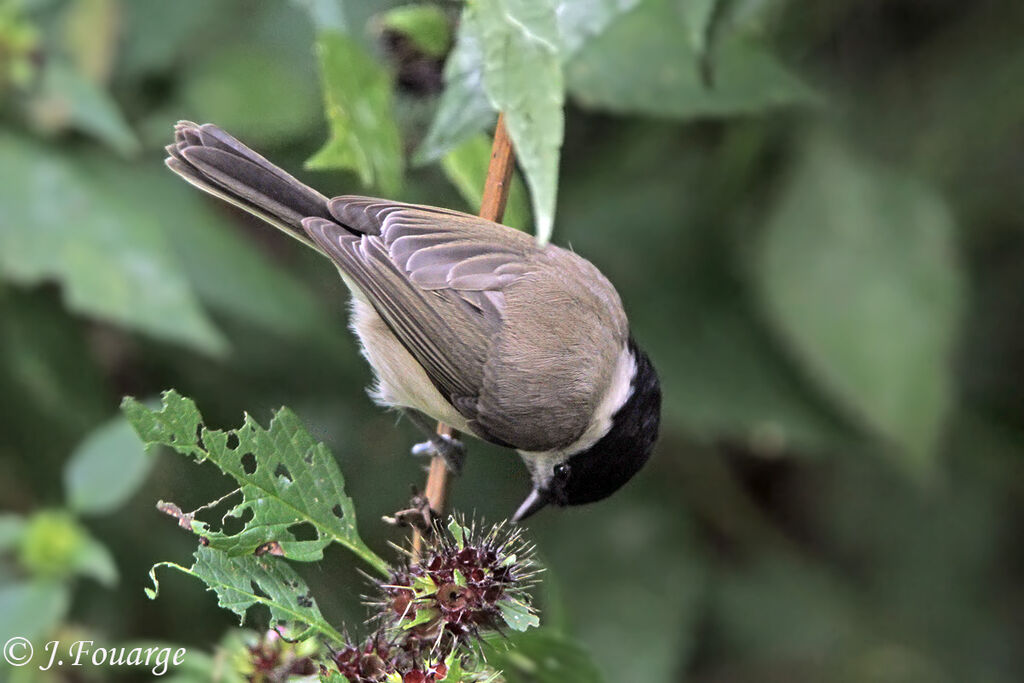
[518,344,636,488]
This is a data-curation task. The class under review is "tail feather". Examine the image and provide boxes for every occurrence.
[165,121,333,250]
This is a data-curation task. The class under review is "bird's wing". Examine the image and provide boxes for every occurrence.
[302,198,538,425]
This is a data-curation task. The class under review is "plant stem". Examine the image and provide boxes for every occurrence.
[413,114,516,558]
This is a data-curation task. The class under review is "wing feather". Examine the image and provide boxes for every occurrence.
[301,202,538,424]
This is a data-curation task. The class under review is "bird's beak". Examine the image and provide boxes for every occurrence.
[512,488,549,522]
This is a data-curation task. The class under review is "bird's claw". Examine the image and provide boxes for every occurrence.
[411,434,465,475]
[382,488,436,532]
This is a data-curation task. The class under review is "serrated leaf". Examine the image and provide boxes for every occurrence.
[440,133,531,230]
[306,31,403,195]
[147,546,343,644]
[755,133,963,468]
[0,135,227,355]
[379,4,451,58]
[484,629,604,683]
[497,597,540,631]
[121,391,388,575]
[469,0,564,245]
[567,0,815,119]
[64,414,152,516]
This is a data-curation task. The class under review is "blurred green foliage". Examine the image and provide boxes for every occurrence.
[0,0,1022,681]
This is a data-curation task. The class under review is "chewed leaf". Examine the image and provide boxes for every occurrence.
[147,546,343,644]
[121,390,388,576]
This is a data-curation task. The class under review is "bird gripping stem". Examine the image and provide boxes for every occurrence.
[413,115,516,557]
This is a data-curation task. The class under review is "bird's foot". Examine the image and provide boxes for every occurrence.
[411,434,465,475]
[382,487,436,532]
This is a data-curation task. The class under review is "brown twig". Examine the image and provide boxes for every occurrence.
[412,114,516,558]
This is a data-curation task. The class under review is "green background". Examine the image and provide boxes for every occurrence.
[1,0,1022,681]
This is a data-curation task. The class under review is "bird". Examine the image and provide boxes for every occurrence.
[165,122,661,521]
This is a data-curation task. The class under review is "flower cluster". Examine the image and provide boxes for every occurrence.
[327,518,540,682]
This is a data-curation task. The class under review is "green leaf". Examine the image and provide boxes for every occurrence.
[94,162,333,339]
[72,533,119,587]
[32,60,140,157]
[414,17,496,164]
[0,580,71,642]
[121,391,389,575]
[379,4,451,58]
[64,414,152,516]
[402,606,438,630]
[484,629,604,683]
[554,0,643,55]
[440,133,531,229]
[536,496,705,680]
[147,546,344,644]
[755,133,964,468]
[0,135,227,355]
[293,0,347,32]
[678,0,719,57]
[0,514,26,552]
[306,31,403,195]
[180,45,320,145]
[415,0,640,165]
[468,0,564,244]
[567,0,816,119]
[497,597,540,631]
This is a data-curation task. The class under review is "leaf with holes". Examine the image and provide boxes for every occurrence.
[121,390,388,576]
[147,545,343,643]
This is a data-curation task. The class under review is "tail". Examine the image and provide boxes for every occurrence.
[165,121,335,250]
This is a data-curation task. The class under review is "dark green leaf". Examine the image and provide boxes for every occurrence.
[484,629,604,683]
[64,414,152,516]
[180,45,320,145]
[147,546,343,644]
[414,17,496,164]
[554,0,643,55]
[379,4,451,58]
[0,135,227,355]
[32,60,140,156]
[71,533,119,587]
[121,391,388,575]
[306,31,403,195]
[537,496,705,680]
[755,133,964,468]
[567,0,815,119]
[95,162,333,339]
[0,580,71,642]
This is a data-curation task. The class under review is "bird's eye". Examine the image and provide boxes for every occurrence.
[553,463,570,479]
